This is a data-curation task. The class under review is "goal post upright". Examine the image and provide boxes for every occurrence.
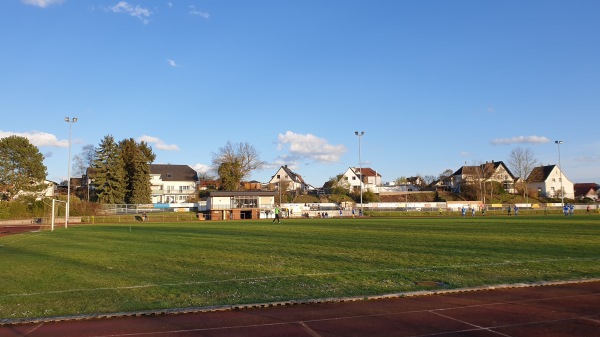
[51,199,67,231]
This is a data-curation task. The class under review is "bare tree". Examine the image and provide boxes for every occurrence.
[211,141,266,190]
[438,169,454,180]
[471,162,494,204]
[507,147,538,200]
[72,144,96,177]
[423,175,436,187]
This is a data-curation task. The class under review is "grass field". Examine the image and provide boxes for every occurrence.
[1,215,599,321]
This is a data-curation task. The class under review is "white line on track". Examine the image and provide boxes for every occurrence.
[80,292,599,337]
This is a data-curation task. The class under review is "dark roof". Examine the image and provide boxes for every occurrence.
[355,167,381,177]
[150,164,198,182]
[574,183,599,190]
[279,165,306,185]
[574,183,599,197]
[527,165,556,183]
[453,161,515,179]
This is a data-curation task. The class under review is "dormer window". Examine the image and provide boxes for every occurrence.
[166,173,172,178]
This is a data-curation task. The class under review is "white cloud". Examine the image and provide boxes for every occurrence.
[167,59,180,67]
[188,5,210,19]
[21,0,64,8]
[490,136,550,145]
[192,163,211,173]
[277,131,347,164]
[573,155,600,164]
[0,131,67,147]
[108,1,151,24]
[137,135,180,151]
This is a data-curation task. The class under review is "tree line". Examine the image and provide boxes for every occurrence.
[0,135,264,204]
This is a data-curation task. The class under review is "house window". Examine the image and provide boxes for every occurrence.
[166,173,172,178]
[276,175,280,179]
[352,177,356,180]
[552,178,555,182]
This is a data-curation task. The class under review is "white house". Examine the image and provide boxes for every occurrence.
[12,180,56,200]
[342,167,381,193]
[268,165,309,193]
[527,165,574,199]
[451,161,516,193]
[150,164,198,204]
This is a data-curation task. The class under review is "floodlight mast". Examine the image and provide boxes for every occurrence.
[555,140,564,206]
[355,131,364,216]
[65,117,78,228]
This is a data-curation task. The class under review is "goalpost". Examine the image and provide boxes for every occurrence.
[51,199,67,231]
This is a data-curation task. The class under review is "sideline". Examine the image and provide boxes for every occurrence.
[2,278,599,326]
[2,257,598,299]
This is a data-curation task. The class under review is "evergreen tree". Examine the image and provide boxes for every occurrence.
[119,138,155,204]
[0,136,47,200]
[92,135,126,204]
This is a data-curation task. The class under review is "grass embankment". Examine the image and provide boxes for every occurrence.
[1,215,599,321]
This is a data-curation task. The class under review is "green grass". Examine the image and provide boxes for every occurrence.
[1,215,599,321]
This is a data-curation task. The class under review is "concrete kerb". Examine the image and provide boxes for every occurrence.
[2,278,599,326]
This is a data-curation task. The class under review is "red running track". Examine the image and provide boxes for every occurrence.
[1,280,598,337]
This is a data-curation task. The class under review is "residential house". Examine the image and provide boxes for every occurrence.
[526,165,574,199]
[150,164,199,203]
[451,161,516,193]
[429,177,452,192]
[268,165,309,193]
[10,180,56,200]
[198,179,220,191]
[241,180,262,191]
[342,167,382,193]
[573,183,599,201]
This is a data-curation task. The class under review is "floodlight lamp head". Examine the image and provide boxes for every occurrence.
[555,140,563,144]
[64,117,69,122]
[73,117,78,123]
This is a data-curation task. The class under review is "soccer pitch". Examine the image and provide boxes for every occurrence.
[1,215,599,321]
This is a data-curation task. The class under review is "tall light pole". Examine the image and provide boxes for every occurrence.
[355,131,364,216]
[65,117,78,228]
[555,140,564,206]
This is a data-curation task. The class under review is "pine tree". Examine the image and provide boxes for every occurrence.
[119,138,155,204]
[92,135,126,204]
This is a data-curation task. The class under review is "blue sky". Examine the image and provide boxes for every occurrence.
[1,0,598,187]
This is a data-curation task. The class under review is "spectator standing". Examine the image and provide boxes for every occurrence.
[272,205,281,223]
